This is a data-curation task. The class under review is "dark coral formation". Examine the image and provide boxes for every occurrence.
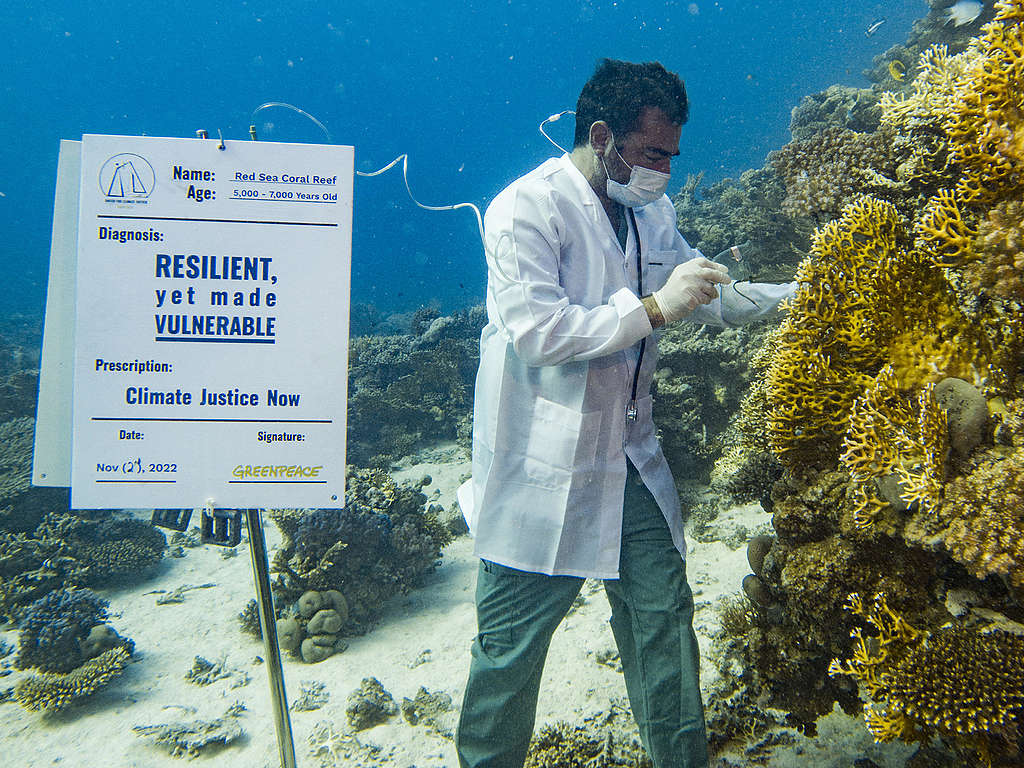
[345,676,397,731]
[654,323,777,482]
[1,507,166,623]
[0,402,166,624]
[11,587,135,713]
[769,126,901,223]
[14,587,127,673]
[672,167,805,278]
[347,305,484,467]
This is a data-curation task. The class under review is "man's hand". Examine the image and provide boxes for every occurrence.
[650,258,731,324]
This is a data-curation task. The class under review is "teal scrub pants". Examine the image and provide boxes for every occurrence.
[455,469,708,768]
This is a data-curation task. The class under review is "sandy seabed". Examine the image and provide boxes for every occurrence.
[0,444,917,768]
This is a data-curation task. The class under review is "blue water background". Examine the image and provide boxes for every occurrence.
[0,0,924,320]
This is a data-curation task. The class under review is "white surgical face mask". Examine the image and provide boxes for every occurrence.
[602,141,670,208]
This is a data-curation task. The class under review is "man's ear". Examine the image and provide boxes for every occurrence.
[589,121,612,158]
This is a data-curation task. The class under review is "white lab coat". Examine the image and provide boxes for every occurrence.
[468,154,792,578]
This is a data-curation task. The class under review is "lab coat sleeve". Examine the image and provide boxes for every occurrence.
[485,186,652,367]
[663,223,797,327]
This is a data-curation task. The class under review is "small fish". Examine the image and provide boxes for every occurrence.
[865,18,886,37]
[0,191,5,197]
[944,0,983,27]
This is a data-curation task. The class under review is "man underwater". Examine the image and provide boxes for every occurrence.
[456,59,795,768]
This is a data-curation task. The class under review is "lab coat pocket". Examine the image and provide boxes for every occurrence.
[645,249,677,293]
[520,397,601,489]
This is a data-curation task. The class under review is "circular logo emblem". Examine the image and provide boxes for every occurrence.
[98,153,156,199]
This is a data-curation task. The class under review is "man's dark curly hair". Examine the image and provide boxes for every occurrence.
[573,59,689,148]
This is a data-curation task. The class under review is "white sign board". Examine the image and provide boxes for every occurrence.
[33,140,81,487]
[71,134,352,509]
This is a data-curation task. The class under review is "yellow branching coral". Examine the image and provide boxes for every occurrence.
[850,482,891,530]
[891,384,948,513]
[829,592,1024,764]
[946,1,1024,204]
[880,43,980,187]
[914,189,978,267]
[14,646,131,712]
[765,196,984,467]
[841,367,917,481]
[843,370,951,520]
[765,197,905,464]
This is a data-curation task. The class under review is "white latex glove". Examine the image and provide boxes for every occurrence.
[652,258,732,324]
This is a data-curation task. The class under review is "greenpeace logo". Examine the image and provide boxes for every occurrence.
[232,464,323,479]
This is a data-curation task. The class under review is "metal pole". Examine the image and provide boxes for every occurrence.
[245,508,297,768]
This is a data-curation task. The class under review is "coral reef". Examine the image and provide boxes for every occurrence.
[185,656,250,688]
[671,167,805,281]
[654,323,776,482]
[346,305,484,467]
[524,720,652,768]
[133,703,246,757]
[0,417,35,504]
[14,645,132,713]
[768,126,901,223]
[265,468,451,652]
[787,85,882,142]
[758,195,991,469]
[292,679,330,712]
[829,592,1024,764]
[965,199,1024,301]
[400,686,454,736]
[345,676,397,731]
[15,587,113,673]
[724,8,1024,762]
[940,405,1024,589]
[1,506,166,623]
